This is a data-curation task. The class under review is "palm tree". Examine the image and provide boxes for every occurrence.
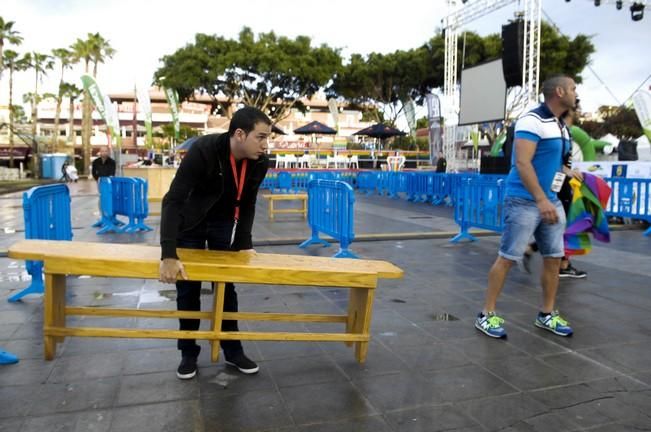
[88,33,116,78]
[22,52,54,178]
[2,49,27,167]
[23,52,54,137]
[51,47,73,152]
[0,17,23,84]
[71,33,115,175]
[71,36,94,175]
[59,82,82,147]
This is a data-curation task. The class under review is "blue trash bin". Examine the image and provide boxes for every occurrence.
[40,154,54,178]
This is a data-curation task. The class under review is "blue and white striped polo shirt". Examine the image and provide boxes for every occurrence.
[505,104,571,201]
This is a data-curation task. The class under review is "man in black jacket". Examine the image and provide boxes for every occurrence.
[159,106,271,380]
[91,146,116,180]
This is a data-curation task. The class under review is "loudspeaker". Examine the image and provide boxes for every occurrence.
[502,20,524,88]
[480,156,511,174]
[618,139,638,161]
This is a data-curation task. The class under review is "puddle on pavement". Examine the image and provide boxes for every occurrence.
[391,298,407,303]
[430,313,459,321]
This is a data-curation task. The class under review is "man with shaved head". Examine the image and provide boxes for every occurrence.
[475,75,581,339]
[91,146,116,181]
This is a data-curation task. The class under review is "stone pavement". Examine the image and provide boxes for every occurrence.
[1,179,650,432]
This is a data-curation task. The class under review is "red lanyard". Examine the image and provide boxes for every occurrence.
[229,153,248,221]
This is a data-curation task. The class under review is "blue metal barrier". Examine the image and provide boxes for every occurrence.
[387,172,409,199]
[299,179,358,258]
[605,177,651,236]
[9,184,72,302]
[356,171,377,195]
[261,171,277,190]
[407,172,430,202]
[276,171,293,193]
[450,176,505,243]
[0,349,19,365]
[95,177,152,234]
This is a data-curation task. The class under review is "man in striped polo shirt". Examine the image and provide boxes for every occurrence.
[475,75,582,339]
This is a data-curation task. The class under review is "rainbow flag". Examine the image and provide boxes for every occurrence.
[564,173,611,256]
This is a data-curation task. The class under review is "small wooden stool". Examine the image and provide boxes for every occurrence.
[262,193,308,220]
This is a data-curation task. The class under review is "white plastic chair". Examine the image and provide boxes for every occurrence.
[285,154,298,168]
[298,155,310,168]
[349,155,359,169]
[275,155,285,169]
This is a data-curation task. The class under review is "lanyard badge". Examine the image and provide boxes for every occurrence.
[229,154,248,247]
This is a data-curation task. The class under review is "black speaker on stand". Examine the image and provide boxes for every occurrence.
[618,139,638,161]
[502,20,524,88]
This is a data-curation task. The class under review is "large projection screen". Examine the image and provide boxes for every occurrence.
[458,59,507,126]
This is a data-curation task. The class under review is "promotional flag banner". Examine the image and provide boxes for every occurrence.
[137,85,154,148]
[163,87,180,140]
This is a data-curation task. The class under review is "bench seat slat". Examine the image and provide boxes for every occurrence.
[8,240,402,283]
[65,307,348,323]
[45,326,368,342]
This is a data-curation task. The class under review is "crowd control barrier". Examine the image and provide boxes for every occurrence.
[94,177,152,234]
[299,179,358,258]
[450,176,506,243]
[9,184,72,302]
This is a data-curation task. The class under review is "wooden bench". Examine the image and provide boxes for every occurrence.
[8,240,403,363]
[262,193,308,220]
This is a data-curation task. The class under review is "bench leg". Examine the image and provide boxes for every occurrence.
[302,198,307,219]
[44,273,66,360]
[210,282,226,363]
[346,288,375,364]
[268,199,274,220]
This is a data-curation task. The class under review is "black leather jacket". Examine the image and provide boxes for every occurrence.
[160,133,268,259]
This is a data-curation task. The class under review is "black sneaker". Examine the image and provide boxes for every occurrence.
[559,263,587,279]
[225,352,259,374]
[176,356,198,380]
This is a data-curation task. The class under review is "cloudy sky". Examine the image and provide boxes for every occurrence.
[2,0,650,117]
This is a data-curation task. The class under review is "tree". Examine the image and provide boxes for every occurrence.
[2,49,28,167]
[329,48,430,126]
[0,17,23,91]
[154,28,342,122]
[51,47,73,152]
[59,82,83,147]
[22,52,54,137]
[599,106,643,140]
[71,33,115,175]
[21,52,53,178]
[156,124,199,150]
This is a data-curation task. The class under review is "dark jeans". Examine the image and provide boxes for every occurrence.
[176,220,242,358]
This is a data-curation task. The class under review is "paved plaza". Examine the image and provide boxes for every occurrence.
[1,180,650,432]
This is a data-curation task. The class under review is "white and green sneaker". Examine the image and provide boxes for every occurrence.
[535,311,573,336]
[475,312,507,338]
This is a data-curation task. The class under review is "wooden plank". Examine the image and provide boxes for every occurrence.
[8,240,402,283]
[211,282,225,362]
[271,209,306,214]
[217,331,368,342]
[65,307,348,323]
[45,326,217,340]
[262,194,308,200]
[44,327,369,343]
[66,307,211,319]
[43,274,58,360]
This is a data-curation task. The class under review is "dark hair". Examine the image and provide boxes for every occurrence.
[541,74,573,100]
[228,106,271,137]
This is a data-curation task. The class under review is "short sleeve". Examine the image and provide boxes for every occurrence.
[514,115,542,144]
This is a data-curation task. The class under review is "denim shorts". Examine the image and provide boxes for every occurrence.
[499,196,566,261]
